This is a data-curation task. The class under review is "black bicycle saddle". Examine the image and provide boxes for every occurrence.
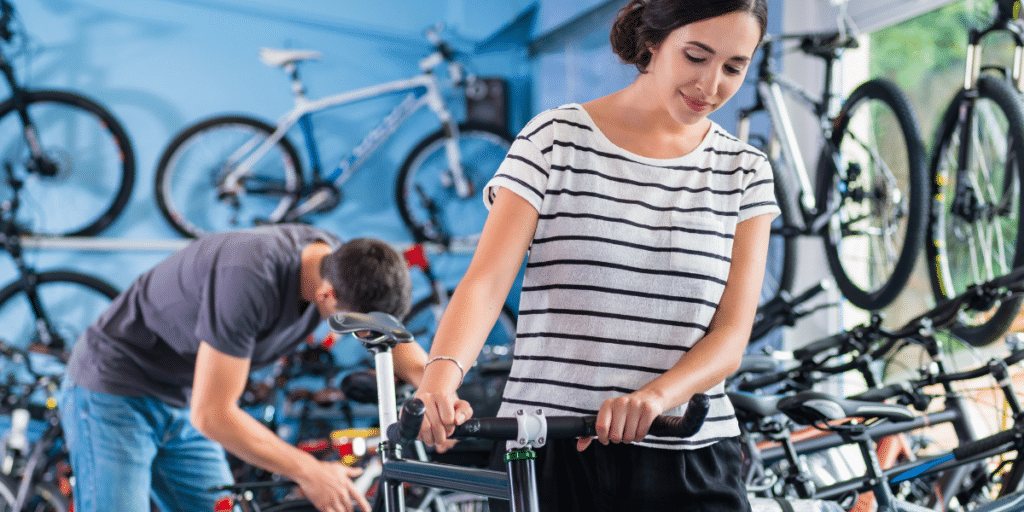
[328,311,414,348]
[777,390,916,426]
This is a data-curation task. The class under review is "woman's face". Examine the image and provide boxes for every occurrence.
[646,11,761,125]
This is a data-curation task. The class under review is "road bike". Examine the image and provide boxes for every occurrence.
[0,161,118,357]
[737,24,928,311]
[0,0,134,237]
[154,25,512,246]
[925,0,1024,346]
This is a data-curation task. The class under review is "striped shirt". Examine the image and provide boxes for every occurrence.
[484,104,779,449]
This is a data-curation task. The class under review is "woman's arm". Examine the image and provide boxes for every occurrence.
[586,213,773,448]
[414,187,539,449]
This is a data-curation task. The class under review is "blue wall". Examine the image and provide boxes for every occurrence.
[3,0,782,351]
[6,0,537,301]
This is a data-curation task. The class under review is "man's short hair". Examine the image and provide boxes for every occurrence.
[321,238,411,318]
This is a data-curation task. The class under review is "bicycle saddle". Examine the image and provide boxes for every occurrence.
[776,390,916,426]
[328,311,413,348]
[727,391,781,423]
[258,48,323,68]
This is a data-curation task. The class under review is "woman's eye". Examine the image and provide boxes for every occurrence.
[725,65,743,75]
[685,53,706,64]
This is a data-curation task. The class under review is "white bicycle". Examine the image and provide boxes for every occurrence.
[154,25,512,245]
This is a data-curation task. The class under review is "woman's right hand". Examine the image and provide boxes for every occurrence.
[414,388,473,452]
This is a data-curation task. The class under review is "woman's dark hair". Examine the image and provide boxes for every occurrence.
[610,0,769,73]
[321,238,412,319]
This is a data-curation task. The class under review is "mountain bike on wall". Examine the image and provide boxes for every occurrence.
[925,0,1024,346]
[737,22,928,312]
[154,25,512,246]
[0,0,135,237]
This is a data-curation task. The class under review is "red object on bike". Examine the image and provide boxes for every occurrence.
[403,244,429,271]
[321,331,338,349]
[214,497,233,511]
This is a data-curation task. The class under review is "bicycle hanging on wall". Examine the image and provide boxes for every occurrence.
[737,13,928,312]
[0,0,135,237]
[154,25,512,246]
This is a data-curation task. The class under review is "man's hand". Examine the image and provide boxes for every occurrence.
[295,460,371,512]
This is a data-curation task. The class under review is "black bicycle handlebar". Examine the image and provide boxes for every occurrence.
[388,394,711,446]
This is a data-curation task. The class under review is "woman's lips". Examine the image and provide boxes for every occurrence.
[682,93,711,112]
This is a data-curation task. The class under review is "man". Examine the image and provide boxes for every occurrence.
[59,225,425,512]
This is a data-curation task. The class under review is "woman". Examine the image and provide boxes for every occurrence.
[415,0,774,510]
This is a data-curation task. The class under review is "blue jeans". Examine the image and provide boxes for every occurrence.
[58,378,234,512]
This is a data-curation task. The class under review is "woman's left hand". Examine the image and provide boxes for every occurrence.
[577,390,668,451]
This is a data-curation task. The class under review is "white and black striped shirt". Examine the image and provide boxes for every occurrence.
[484,104,779,449]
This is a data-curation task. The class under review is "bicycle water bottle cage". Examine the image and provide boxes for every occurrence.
[776,390,917,427]
[328,311,413,349]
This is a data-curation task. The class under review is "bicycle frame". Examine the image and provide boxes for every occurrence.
[737,34,859,235]
[220,49,469,221]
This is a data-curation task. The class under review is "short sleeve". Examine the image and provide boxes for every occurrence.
[738,156,781,222]
[483,119,553,213]
[194,265,277,359]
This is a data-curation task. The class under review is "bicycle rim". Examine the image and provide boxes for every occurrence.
[396,124,512,246]
[155,116,302,238]
[0,91,134,237]
[0,271,117,359]
[821,79,927,310]
[927,74,1024,346]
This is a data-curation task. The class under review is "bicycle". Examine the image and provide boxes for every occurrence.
[219,312,710,512]
[154,25,513,245]
[0,0,134,237]
[0,162,118,356]
[737,20,928,311]
[731,266,1024,510]
[925,0,1024,347]
[0,339,73,512]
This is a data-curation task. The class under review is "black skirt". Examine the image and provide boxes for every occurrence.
[487,437,752,512]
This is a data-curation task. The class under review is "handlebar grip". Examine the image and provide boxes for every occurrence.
[952,428,1019,460]
[650,393,710,438]
[386,398,426,445]
[850,383,907,402]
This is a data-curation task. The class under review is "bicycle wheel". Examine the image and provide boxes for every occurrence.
[396,123,512,246]
[820,78,928,310]
[404,290,517,372]
[0,271,118,354]
[926,74,1024,346]
[155,115,303,238]
[760,158,798,308]
[0,90,134,237]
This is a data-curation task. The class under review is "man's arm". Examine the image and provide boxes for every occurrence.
[190,342,370,512]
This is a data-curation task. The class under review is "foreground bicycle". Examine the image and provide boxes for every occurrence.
[155,25,511,245]
[926,0,1024,346]
[0,0,134,237]
[737,16,928,311]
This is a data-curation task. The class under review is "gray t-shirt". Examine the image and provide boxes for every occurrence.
[68,224,341,408]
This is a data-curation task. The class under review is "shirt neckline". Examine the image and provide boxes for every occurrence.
[567,103,717,164]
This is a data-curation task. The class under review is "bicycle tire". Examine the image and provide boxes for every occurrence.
[404,290,517,372]
[396,123,512,246]
[0,270,118,354]
[925,74,1024,346]
[154,115,303,238]
[0,90,135,237]
[760,158,798,309]
[818,78,928,311]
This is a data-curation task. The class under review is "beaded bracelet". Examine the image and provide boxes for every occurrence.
[425,356,465,384]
